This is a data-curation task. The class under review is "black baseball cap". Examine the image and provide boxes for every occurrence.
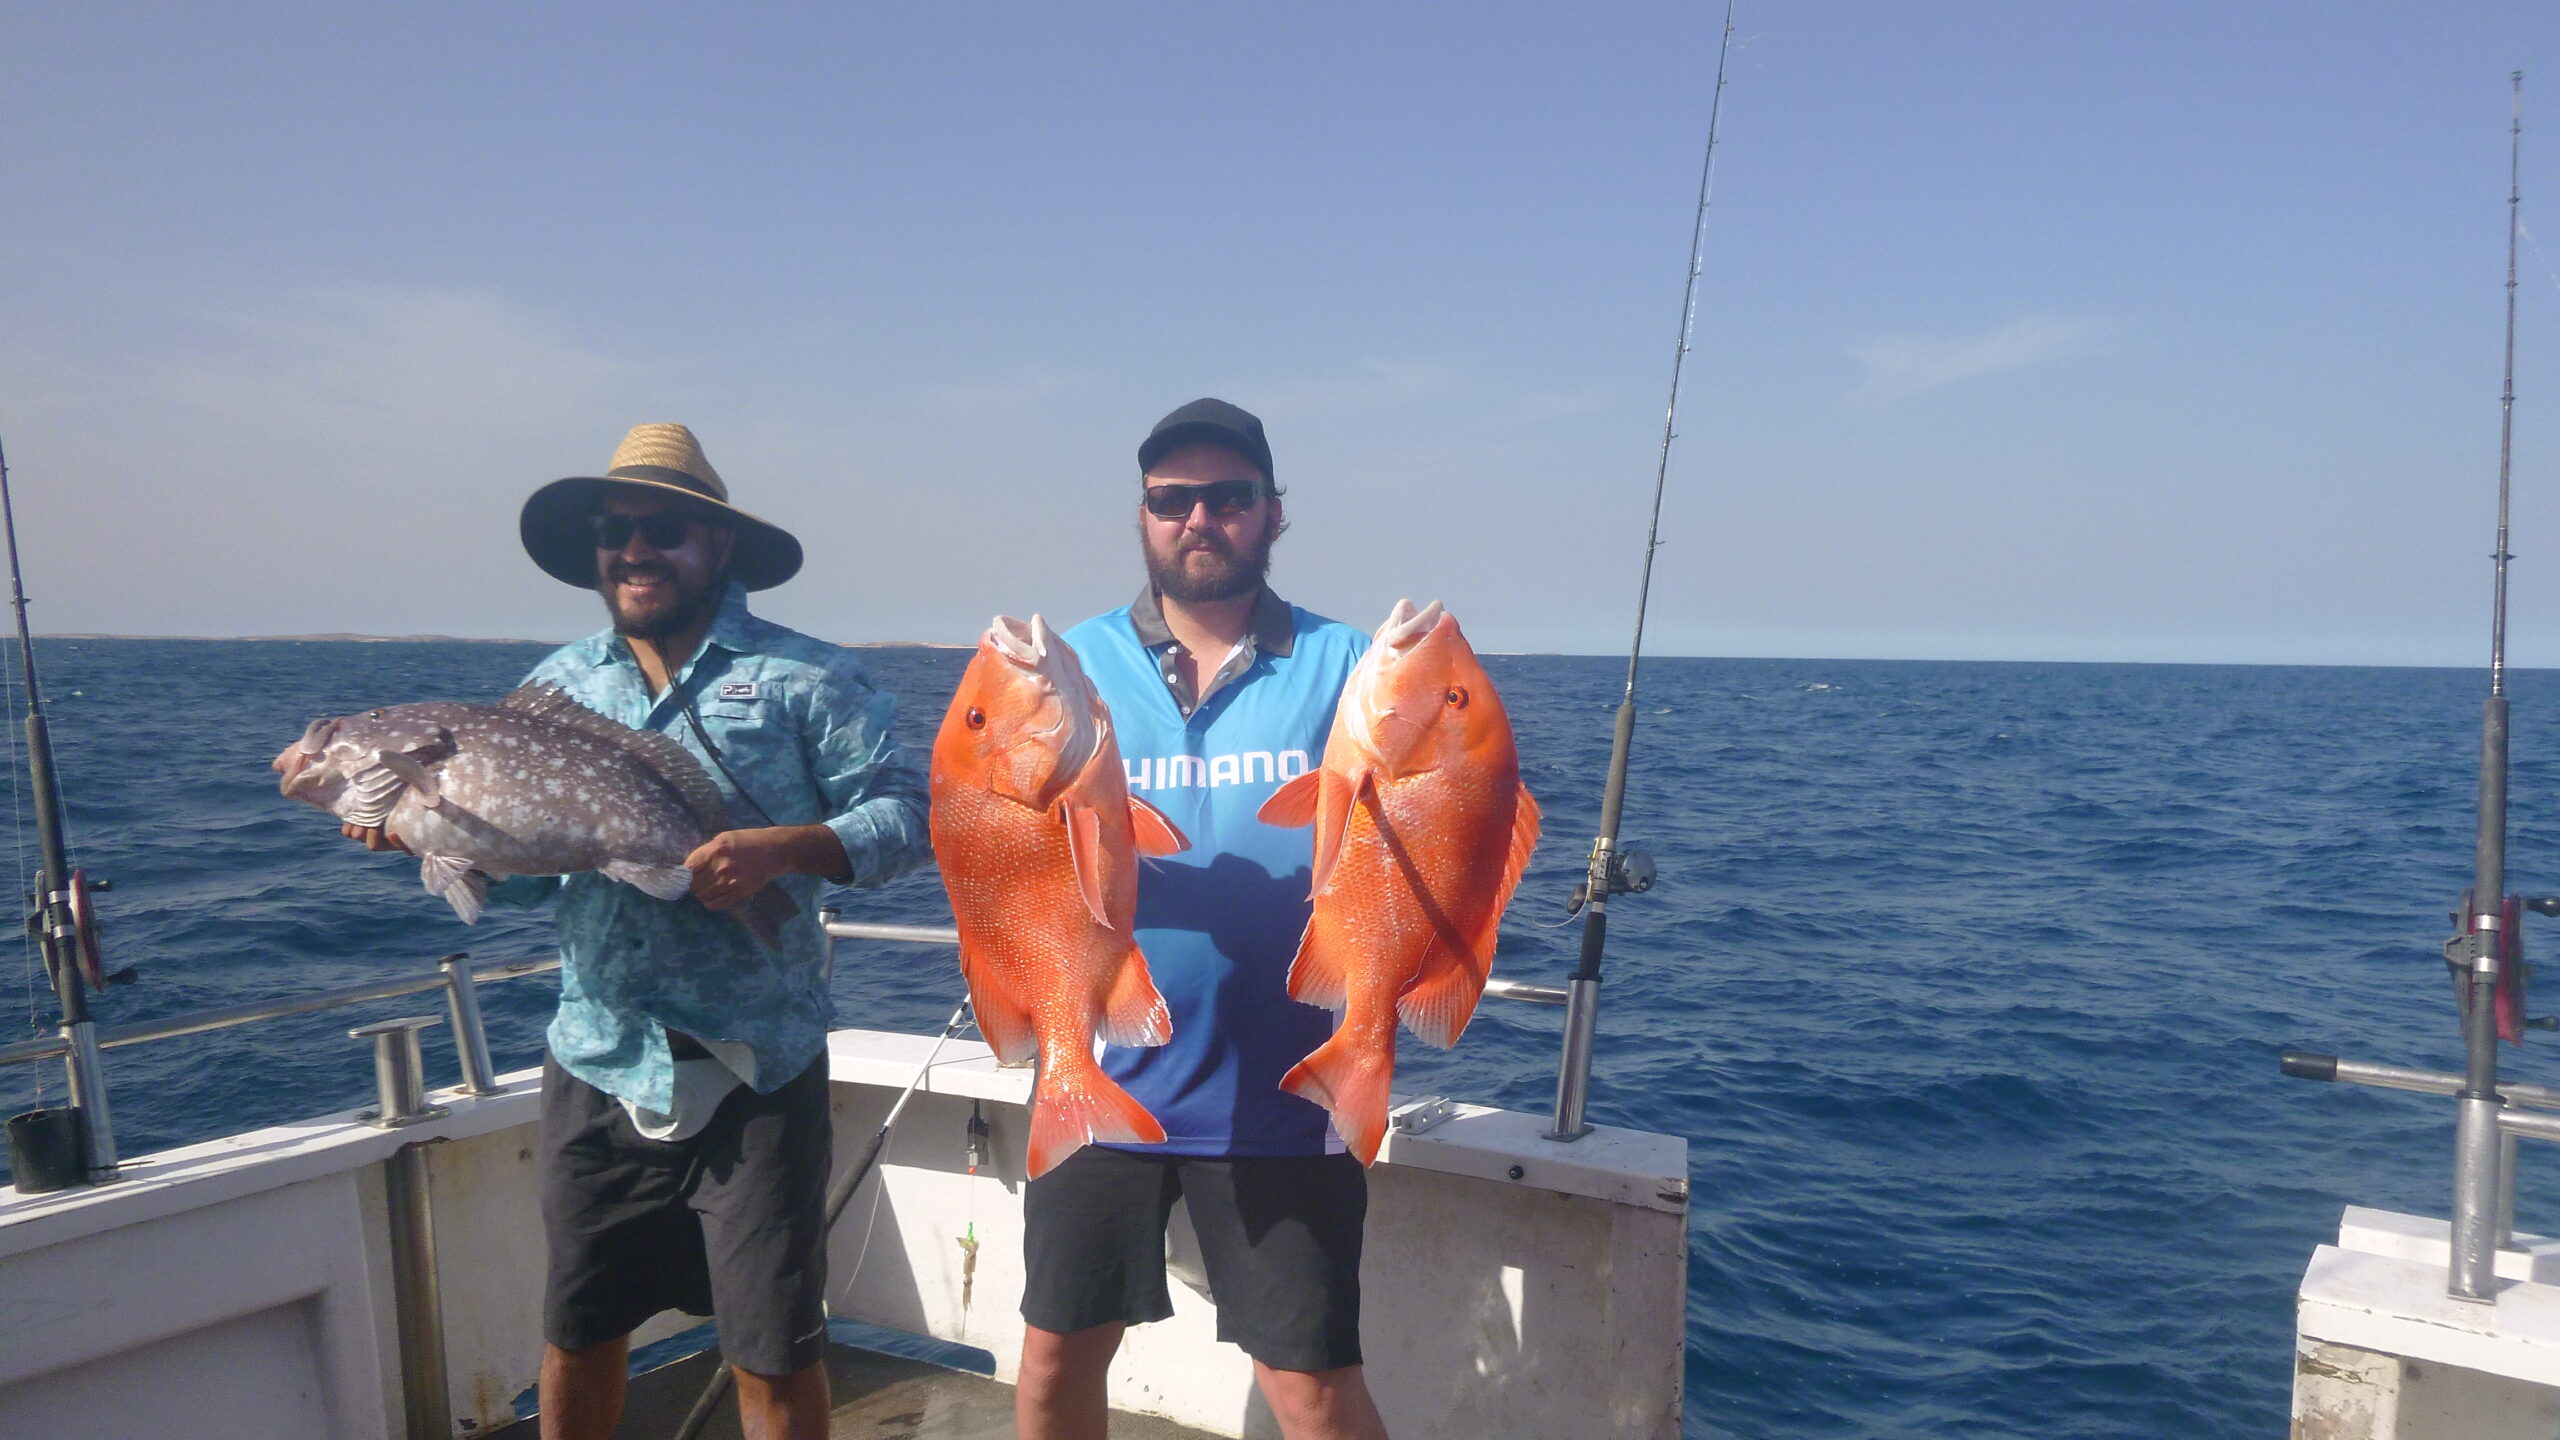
[1138,398,1274,483]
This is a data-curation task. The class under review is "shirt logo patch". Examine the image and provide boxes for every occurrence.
[719,682,761,700]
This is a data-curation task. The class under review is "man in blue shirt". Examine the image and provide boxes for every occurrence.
[1018,400,1390,1440]
[347,423,932,1439]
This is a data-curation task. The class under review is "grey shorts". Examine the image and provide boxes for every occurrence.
[538,1052,832,1376]
[1021,1146,1367,1372]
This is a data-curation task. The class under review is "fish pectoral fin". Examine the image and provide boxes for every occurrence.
[1258,769,1324,828]
[732,885,797,951]
[1061,800,1113,929]
[601,860,694,903]
[418,854,486,925]
[1127,794,1188,857]
[371,750,443,809]
[1284,930,1350,1013]
[1100,949,1172,1047]
[1308,769,1363,898]
[1501,785,1543,914]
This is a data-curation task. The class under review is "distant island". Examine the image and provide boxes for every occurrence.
[40,633,970,648]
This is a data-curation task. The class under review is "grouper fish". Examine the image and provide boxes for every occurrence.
[274,682,795,947]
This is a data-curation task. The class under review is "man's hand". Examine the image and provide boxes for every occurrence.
[342,822,412,855]
[684,825,849,911]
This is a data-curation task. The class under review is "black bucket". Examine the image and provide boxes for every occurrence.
[7,1107,84,1194]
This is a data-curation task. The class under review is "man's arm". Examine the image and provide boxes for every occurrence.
[687,660,932,912]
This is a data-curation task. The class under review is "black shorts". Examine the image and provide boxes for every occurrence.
[539,1052,832,1376]
[1021,1146,1366,1373]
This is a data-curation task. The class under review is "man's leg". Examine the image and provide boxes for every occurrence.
[732,1358,832,1440]
[1181,1154,1381,1437]
[1016,1321,1127,1440]
[1251,1359,1390,1440]
[693,1058,835,1437]
[1017,1149,1182,1439]
[538,1336,629,1440]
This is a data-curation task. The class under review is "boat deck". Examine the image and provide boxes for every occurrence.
[484,1340,1220,1440]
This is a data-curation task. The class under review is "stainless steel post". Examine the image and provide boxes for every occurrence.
[437,955,499,1097]
[2500,1129,2521,1250]
[63,1019,117,1180]
[1547,978,1601,1141]
[350,1016,448,1128]
[351,1016,453,1440]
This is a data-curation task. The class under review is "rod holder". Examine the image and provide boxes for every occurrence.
[436,955,499,1097]
[1546,977,1601,1142]
[349,1016,448,1128]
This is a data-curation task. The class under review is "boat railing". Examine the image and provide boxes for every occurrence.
[2282,1049,2560,1249]
[1,911,1586,1157]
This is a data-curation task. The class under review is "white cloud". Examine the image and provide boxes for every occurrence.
[1846,314,2102,404]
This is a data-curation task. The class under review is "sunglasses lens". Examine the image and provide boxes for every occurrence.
[590,514,696,549]
[1143,481,1261,519]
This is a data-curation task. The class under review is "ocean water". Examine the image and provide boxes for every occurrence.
[3,639,2550,1439]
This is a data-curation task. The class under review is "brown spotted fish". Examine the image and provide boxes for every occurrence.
[274,683,794,947]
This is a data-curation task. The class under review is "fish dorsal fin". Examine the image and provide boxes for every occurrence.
[500,683,731,835]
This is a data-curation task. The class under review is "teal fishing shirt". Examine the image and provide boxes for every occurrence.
[494,584,932,1112]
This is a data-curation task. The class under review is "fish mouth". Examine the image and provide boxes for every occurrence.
[979,614,1101,798]
[274,718,337,793]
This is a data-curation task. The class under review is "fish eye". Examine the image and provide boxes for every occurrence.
[1445,686,1468,708]
[965,707,986,730]
[367,710,383,718]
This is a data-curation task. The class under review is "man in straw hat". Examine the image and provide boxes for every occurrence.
[354,422,931,1437]
[1018,399,1390,1439]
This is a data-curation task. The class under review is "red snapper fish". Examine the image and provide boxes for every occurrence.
[929,615,1189,1179]
[1259,600,1540,1163]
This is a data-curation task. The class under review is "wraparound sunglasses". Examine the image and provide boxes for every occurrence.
[1141,479,1264,519]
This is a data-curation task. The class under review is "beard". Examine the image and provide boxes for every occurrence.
[1146,515,1277,605]
[600,557,724,641]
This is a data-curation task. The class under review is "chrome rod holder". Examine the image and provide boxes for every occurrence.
[1546,978,1601,1142]
[64,1018,118,1182]
[350,1016,448,1128]
[436,955,499,1097]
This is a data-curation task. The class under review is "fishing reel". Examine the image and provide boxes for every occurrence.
[2443,889,2560,1040]
[1565,847,1657,915]
[26,869,135,990]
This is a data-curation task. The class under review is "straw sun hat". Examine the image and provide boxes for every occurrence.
[519,423,804,591]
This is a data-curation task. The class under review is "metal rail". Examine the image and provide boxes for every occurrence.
[0,953,559,1072]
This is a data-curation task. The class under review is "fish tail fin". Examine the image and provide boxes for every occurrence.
[731,884,799,951]
[1099,948,1172,1048]
[1026,1053,1165,1180]
[1397,939,1486,1051]
[1281,1030,1395,1166]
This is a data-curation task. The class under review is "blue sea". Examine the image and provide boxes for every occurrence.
[3,639,2550,1438]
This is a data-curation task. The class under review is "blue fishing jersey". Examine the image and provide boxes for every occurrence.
[1063,598,1367,1156]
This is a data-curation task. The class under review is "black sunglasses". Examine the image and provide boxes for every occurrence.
[1141,479,1264,520]
[588,512,703,551]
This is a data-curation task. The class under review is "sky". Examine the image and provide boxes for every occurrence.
[3,2,2559,665]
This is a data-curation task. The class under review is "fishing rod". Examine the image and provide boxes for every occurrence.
[671,996,974,1440]
[0,429,118,1187]
[2448,70,2530,1304]
[1548,0,1736,1143]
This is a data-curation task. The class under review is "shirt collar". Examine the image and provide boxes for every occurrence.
[1129,584,1296,659]
[591,582,757,674]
